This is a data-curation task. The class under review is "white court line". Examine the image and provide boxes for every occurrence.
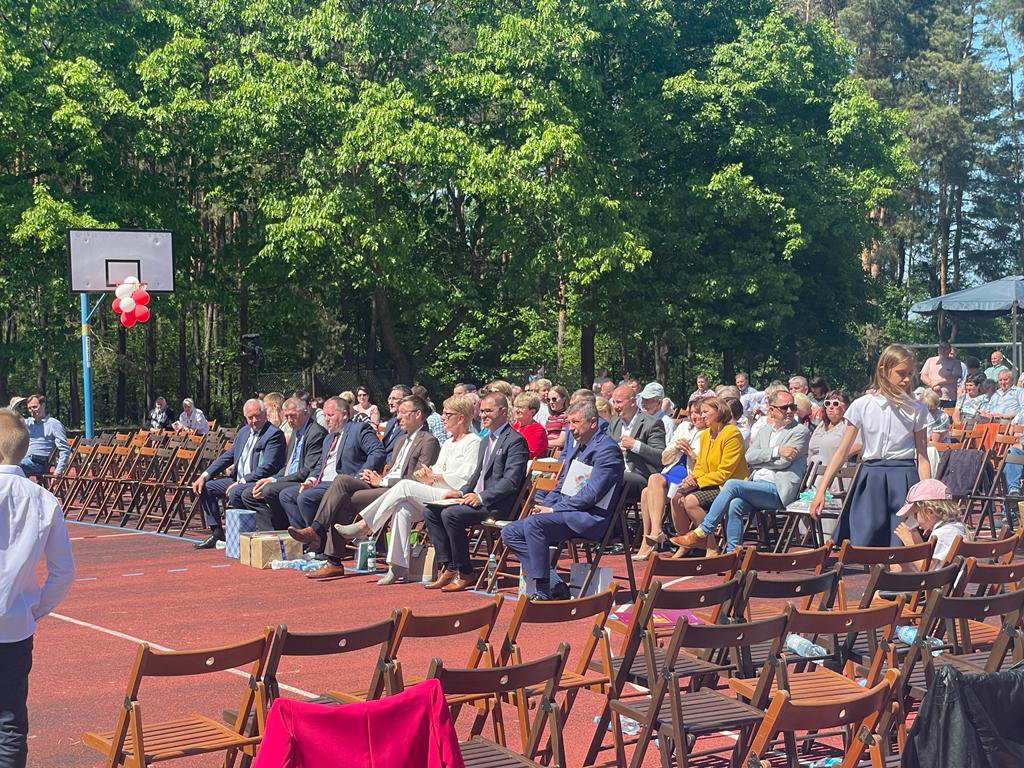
[167,568,188,573]
[50,612,317,698]
[70,532,145,541]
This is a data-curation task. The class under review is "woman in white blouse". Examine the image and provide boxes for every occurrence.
[333,394,480,585]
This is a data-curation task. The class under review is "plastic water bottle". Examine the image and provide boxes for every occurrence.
[785,634,828,659]
[485,554,497,590]
[367,549,376,572]
[807,758,842,768]
[594,715,641,736]
[270,559,302,570]
[895,625,943,649]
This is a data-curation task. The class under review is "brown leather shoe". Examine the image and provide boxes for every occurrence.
[306,563,346,580]
[441,573,474,593]
[288,526,320,546]
[670,529,711,552]
[423,569,457,590]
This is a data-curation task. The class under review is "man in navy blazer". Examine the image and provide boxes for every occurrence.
[239,397,327,530]
[278,396,385,531]
[423,392,530,592]
[191,398,286,549]
[501,399,624,600]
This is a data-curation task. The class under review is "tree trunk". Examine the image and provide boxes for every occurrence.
[654,333,670,384]
[69,367,80,429]
[580,322,595,389]
[239,274,251,400]
[556,278,566,374]
[367,293,377,371]
[722,347,735,385]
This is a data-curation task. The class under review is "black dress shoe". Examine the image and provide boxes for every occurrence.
[551,580,571,600]
[194,533,224,550]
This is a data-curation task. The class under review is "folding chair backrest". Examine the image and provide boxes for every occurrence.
[428,643,570,762]
[638,549,742,594]
[392,596,503,672]
[733,566,841,618]
[739,541,832,574]
[671,613,789,679]
[858,559,962,610]
[953,557,1024,597]
[271,613,400,701]
[837,540,936,570]
[788,601,902,678]
[946,529,1020,564]
[501,586,618,670]
[913,587,1024,669]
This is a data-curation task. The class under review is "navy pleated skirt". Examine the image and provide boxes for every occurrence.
[836,459,919,547]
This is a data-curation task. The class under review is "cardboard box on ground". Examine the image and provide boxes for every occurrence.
[240,531,303,568]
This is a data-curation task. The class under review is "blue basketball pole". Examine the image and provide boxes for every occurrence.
[80,292,95,438]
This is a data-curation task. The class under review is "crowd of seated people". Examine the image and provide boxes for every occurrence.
[29,343,1015,598]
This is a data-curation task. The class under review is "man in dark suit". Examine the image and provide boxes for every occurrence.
[423,392,530,592]
[191,398,286,549]
[239,397,327,530]
[294,394,440,579]
[501,400,624,600]
[279,396,385,531]
[607,384,666,503]
[379,385,411,456]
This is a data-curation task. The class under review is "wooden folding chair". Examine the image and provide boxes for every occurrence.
[947,558,1024,651]
[470,459,562,560]
[79,444,136,523]
[499,587,618,741]
[67,443,118,519]
[584,577,747,767]
[118,446,179,529]
[40,435,79,493]
[555,484,638,598]
[834,540,936,609]
[944,527,1020,564]
[777,464,859,551]
[265,613,402,704]
[83,628,274,768]
[728,601,902,708]
[479,472,561,592]
[743,669,902,768]
[605,614,788,768]
[898,587,1024,706]
[389,597,503,700]
[428,644,570,768]
[606,550,742,643]
[854,559,963,636]
[739,540,832,576]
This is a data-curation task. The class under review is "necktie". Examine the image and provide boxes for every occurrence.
[474,433,497,494]
[318,432,340,482]
[237,432,257,480]
[287,427,305,475]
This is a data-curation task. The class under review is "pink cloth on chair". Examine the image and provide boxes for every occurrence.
[252,678,465,768]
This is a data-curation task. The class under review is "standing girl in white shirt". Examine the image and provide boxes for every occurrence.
[810,344,931,546]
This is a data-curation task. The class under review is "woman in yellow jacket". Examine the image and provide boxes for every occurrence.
[669,396,748,556]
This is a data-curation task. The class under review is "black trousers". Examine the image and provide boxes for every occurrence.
[0,636,32,768]
[423,503,492,574]
[239,481,300,530]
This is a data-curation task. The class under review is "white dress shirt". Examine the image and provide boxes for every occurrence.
[0,465,75,642]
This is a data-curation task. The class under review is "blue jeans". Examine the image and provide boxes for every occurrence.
[698,479,784,552]
[1003,447,1024,496]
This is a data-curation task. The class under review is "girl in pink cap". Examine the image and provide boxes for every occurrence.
[893,479,970,570]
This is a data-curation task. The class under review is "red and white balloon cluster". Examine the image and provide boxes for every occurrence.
[111,277,151,328]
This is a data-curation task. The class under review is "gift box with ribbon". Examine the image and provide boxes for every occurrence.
[240,531,303,568]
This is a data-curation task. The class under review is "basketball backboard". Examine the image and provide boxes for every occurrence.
[67,229,174,293]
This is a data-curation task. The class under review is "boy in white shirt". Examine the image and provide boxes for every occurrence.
[0,409,75,768]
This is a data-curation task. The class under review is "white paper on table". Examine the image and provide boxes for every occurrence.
[561,459,614,510]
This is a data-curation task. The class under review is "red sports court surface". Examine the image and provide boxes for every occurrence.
[31,522,858,767]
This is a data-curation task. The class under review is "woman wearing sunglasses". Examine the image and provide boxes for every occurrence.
[544,385,570,450]
[353,386,380,425]
[807,390,859,468]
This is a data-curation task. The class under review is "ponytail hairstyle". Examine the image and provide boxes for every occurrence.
[871,344,917,407]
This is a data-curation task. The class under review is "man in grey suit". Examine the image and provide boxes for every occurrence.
[607,385,666,503]
[674,388,810,553]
